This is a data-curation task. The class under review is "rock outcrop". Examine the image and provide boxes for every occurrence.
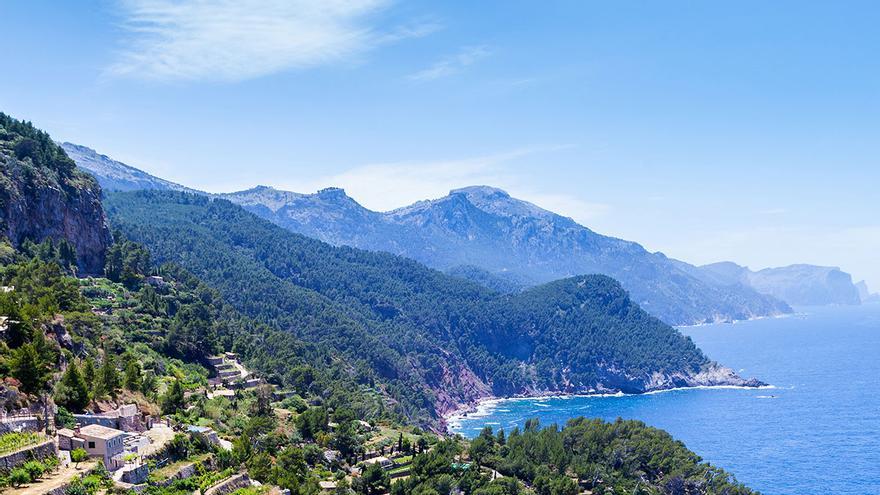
[0,114,112,273]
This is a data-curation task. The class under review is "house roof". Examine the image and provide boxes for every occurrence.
[79,424,125,440]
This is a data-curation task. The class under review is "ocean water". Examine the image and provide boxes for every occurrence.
[449,304,880,495]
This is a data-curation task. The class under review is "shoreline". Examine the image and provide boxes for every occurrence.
[443,383,776,434]
[675,311,797,329]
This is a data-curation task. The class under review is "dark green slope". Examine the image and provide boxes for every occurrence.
[103,191,758,422]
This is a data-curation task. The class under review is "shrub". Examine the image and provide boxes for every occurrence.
[8,467,31,487]
[71,447,88,468]
[23,460,45,480]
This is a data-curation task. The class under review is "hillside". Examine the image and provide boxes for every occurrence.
[218,185,793,326]
[66,148,791,326]
[700,262,862,306]
[0,116,111,273]
[103,190,761,423]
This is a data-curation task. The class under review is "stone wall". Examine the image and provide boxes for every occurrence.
[121,464,150,484]
[0,417,40,434]
[203,474,252,495]
[0,439,57,472]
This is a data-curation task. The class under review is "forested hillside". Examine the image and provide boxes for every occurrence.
[104,191,761,423]
[67,147,792,326]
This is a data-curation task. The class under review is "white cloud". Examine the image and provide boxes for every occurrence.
[108,0,432,82]
[408,45,491,81]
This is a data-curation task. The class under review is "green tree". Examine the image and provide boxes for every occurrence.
[96,354,120,399]
[295,406,329,440]
[11,342,51,394]
[355,462,390,495]
[54,361,90,411]
[274,447,308,492]
[82,357,96,388]
[70,448,88,469]
[123,359,142,392]
[161,379,186,414]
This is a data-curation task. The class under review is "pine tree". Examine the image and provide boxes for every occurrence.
[97,354,120,399]
[123,360,142,392]
[11,343,48,394]
[55,361,90,411]
[161,379,185,414]
[82,357,97,392]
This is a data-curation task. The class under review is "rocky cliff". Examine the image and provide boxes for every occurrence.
[0,114,111,273]
[701,262,862,306]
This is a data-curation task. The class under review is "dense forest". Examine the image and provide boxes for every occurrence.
[103,191,734,423]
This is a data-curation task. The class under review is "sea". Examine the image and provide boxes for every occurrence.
[448,303,880,495]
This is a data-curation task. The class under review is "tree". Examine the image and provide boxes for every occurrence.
[161,379,186,414]
[295,406,328,440]
[82,357,96,388]
[355,462,390,495]
[96,354,120,399]
[54,361,90,411]
[71,448,88,469]
[12,343,51,394]
[123,360,142,392]
[274,447,308,492]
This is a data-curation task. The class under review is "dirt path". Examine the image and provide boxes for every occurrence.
[7,460,99,495]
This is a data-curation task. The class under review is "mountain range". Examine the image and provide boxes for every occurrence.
[63,143,800,326]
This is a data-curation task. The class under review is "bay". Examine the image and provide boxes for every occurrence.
[448,304,880,494]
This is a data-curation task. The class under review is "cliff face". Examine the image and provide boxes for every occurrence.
[0,114,112,273]
[701,261,862,307]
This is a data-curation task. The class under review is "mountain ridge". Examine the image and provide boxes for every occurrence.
[66,143,793,326]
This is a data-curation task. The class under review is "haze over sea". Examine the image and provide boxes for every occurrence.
[449,304,880,495]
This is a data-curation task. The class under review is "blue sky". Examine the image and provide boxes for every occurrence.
[2,1,878,288]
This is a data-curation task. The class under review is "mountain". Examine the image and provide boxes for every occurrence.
[62,146,796,326]
[61,142,199,194]
[0,115,111,273]
[103,190,761,422]
[214,185,791,326]
[701,262,862,306]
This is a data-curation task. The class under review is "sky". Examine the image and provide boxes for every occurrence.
[1,1,878,288]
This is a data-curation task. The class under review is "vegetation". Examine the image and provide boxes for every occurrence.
[391,418,755,495]
[0,432,45,455]
[103,191,714,423]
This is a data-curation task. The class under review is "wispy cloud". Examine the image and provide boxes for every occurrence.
[108,0,434,82]
[408,45,491,81]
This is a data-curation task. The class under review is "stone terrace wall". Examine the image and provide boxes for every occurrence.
[0,439,57,472]
[203,474,252,495]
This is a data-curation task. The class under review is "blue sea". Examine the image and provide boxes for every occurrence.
[449,304,880,495]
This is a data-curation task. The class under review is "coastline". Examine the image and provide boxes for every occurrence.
[675,310,797,329]
[443,383,776,434]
